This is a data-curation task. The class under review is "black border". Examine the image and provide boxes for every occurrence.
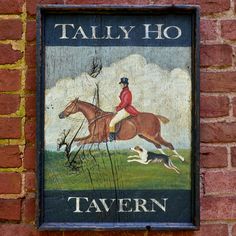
[36,5,200,231]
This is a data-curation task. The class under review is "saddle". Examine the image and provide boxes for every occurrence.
[114,115,133,134]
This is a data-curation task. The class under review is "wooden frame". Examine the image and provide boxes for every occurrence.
[36,5,200,230]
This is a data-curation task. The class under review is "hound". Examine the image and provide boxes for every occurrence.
[128,146,180,174]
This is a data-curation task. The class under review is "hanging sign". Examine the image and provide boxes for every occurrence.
[37,5,200,230]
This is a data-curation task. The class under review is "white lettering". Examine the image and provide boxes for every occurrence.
[142,24,164,39]
[118,198,132,212]
[72,26,89,39]
[99,198,115,212]
[86,199,102,212]
[105,26,120,39]
[119,26,135,39]
[54,24,75,39]
[67,197,88,213]
[91,26,105,39]
[133,198,149,212]
[68,196,168,213]
[150,198,168,212]
[163,26,182,39]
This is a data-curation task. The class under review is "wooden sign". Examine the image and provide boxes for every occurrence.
[36,5,200,230]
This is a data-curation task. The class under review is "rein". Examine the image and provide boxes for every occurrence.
[64,99,113,126]
[88,112,113,126]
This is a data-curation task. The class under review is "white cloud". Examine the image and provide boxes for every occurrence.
[45,54,191,150]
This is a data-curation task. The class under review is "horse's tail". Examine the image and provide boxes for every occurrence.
[156,115,169,124]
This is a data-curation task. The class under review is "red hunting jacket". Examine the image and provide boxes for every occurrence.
[116,87,140,116]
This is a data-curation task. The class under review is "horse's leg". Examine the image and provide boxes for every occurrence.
[138,135,166,155]
[154,135,184,162]
[172,150,184,162]
[77,133,102,145]
[78,138,94,145]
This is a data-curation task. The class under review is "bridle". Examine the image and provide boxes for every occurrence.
[88,113,113,126]
[64,100,78,117]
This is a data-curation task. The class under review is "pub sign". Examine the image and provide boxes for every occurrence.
[37,5,200,230]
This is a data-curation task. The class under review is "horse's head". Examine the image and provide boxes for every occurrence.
[58,98,80,119]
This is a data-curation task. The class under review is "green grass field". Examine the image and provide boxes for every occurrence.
[44,149,191,190]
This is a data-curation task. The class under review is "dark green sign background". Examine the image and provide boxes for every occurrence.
[44,190,191,223]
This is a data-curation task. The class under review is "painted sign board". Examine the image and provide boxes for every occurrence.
[37,5,200,230]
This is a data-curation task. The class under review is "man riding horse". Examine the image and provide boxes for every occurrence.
[109,77,140,141]
[59,82,185,161]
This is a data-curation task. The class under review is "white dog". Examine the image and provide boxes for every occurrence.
[128,146,180,174]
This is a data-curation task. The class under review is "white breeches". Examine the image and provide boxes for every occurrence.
[109,109,130,132]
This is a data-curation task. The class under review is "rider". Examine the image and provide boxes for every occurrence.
[109,77,140,141]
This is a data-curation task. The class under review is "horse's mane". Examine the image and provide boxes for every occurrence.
[79,100,110,115]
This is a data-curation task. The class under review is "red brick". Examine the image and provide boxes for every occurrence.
[194,224,228,236]
[25,95,36,118]
[200,20,217,41]
[171,0,201,2]
[25,172,36,192]
[26,0,64,16]
[64,231,194,236]
[0,44,22,64]
[26,21,36,42]
[204,171,236,195]
[201,196,236,220]
[201,0,230,15]
[231,146,236,167]
[0,199,21,221]
[0,145,22,168]
[107,0,201,4]
[0,94,20,115]
[26,44,36,69]
[0,224,37,236]
[65,0,149,4]
[0,70,21,92]
[24,145,35,170]
[201,72,236,92]
[25,119,36,143]
[39,231,63,236]
[233,97,236,117]
[0,20,22,40]
[0,173,21,194]
[23,198,35,223]
[221,20,236,41]
[200,146,227,168]
[26,68,36,91]
[0,0,24,14]
[64,232,144,236]
[201,122,236,143]
[232,224,236,236]
[200,44,232,67]
[200,95,229,118]
[0,118,21,139]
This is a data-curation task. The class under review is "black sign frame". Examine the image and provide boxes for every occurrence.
[36,5,200,231]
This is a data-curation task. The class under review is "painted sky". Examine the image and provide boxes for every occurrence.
[45,53,191,151]
[45,46,191,88]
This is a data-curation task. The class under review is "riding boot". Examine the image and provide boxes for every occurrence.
[109,132,116,142]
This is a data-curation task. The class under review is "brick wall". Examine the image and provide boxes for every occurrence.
[0,0,235,235]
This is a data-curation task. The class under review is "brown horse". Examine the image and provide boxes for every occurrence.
[58,98,184,161]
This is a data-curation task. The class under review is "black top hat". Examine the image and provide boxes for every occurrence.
[119,77,129,85]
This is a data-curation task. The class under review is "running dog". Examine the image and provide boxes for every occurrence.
[128,146,180,174]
